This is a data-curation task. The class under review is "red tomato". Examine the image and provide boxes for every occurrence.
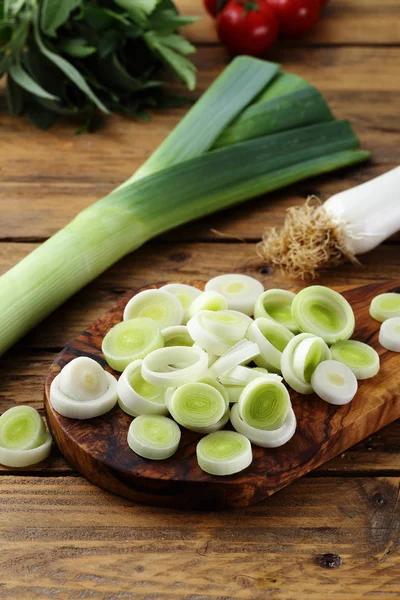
[320,0,329,5]
[216,0,279,57]
[266,0,320,37]
[204,0,219,18]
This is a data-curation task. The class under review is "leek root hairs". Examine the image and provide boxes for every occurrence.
[256,197,358,280]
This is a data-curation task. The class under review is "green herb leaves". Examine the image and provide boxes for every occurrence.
[0,0,197,129]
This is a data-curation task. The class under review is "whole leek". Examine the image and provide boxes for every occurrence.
[0,58,370,356]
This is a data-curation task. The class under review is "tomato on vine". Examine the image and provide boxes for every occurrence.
[266,0,320,37]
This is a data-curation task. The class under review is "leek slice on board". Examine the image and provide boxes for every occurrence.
[247,318,294,372]
[370,293,400,322]
[231,403,296,448]
[205,274,264,316]
[330,340,380,379]
[291,286,355,344]
[168,383,226,429]
[141,346,209,388]
[281,333,331,394]
[50,371,118,419]
[238,378,291,431]
[127,415,181,460]
[161,325,194,348]
[102,318,163,372]
[379,317,400,352]
[123,289,183,329]
[160,284,202,323]
[117,360,168,417]
[0,406,46,451]
[254,289,298,333]
[311,360,358,405]
[196,430,252,476]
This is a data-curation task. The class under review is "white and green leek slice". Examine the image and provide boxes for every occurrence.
[379,317,400,352]
[0,406,52,467]
[162,325,194,348]
[196,430,252,476]
[247,318,294,372]
[230,403,296,448]
[291,286,355,344]
[254,289,298,333]
[59,356,109,401]
[370,293,400,322]
[184,406,231,434]
[219,366,281,386]
[141,345,209,388]
[238,378,291,430]
[187,311,233,356]
[168,383,226,429]
[0,406,46,451]
[205,274,264,316]
[292,335,332,384]
[127,415,181,460]
[117,360,167,417]
[50,369,118,419]
[123,289,183,329]
[311,360,358,405]
[102,317,163,372]
[160,283,202,323]
[208,340,260,378]
[281,333,327,394]
[201,310,253,342]
[187,291,228,319]
[199,376,230,407]
[330,340,380,379]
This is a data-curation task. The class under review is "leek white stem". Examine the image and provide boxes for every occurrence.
[379,318,400,352]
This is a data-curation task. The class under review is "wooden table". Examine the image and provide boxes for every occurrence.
[0,1,399,597]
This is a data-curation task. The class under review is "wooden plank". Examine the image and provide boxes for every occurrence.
[0,45,398,240]
[177,0,400,45]
[0,475,398,599]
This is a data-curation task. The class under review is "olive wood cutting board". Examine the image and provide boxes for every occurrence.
[44,279,400,510]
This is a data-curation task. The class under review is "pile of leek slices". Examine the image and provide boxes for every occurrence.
[47,275,399,477]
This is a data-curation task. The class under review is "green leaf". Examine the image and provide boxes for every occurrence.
[6,74,23,115]
[145,31,196,90]
[8,18,29,51]
[25,103,57,129]
[58,38,96,58]
[41,0,82,37]
[97,29,121,58]
[0,21,12,44]
[147,9,199,31]
[34,19,110,113]
[154,33,195,55]
[114,0,159,26]
[9,62,60,100]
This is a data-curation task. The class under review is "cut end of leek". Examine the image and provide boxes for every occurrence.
[127,415,181,460]
[370,293,400,323]
[247,318,294,372]
[379,317,400,352]
[311,360,358,405]
[169,382,226,428]
[162,325,194,348]
[141,345,209,388]
[196,430,252,476]
[230,403,296,448]
[205,274,264,316]
[330,340,380,380]
[117,360,167,417]
[102,317,163,372]
[160,284,202,323]
[291,286,355,344]
[187,291,228,320]
[0,406,52,467]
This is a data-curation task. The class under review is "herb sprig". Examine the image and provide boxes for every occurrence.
[0,0,198,130]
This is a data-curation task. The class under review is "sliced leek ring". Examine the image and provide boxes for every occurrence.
[196,430,252,476]
[50,371,118,419]
[330,340,380,379]
[238,378,291,431]
[370,293,400,322]
[292,336,332,384]
[117,360,168,417]
[187,291,227,319]
[184,406,231,434]
[208,340,260,378]
[231,403,296,448]
[102,317,163,372]
[379,317,400,352]
[311,360,358,405]
[160,283,202,323]
[187,311,233,356]
[123,289,183,329]
[205,273,264,316]
[161,325,194,348]
[201,310,253,342]
[168,382,226,428]
[60,356,109,401]
[0,405,46,451]
[219,366,281,387]
[247,318,294,372]
[141,346,209,388]
[127,415,181,460]
[281,333,322,395]
[291,286,355,344]
[0,432,52,468]
[254,289,298,333]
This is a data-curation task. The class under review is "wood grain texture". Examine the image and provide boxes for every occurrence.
[0,475,398,599]
[43,279,400,509]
